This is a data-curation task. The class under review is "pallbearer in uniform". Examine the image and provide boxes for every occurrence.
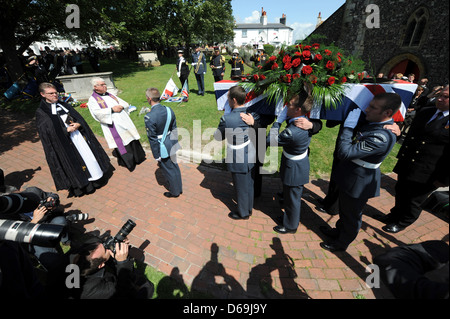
[88,77,146,172]
[210,47,225,82]
[265,89,313,234]
[36,82,112,197]
[214,86,256,220]
[228,49,245,81]
[144,88,182,198]
[320,93,402,252]
[191,46,206,96]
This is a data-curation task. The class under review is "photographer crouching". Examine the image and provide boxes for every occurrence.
[0,187,70,269]
[72,220,154,299]
[1,186,88,297]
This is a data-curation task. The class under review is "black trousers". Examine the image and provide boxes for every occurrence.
[159,157,182,196]
[179,75,189,88]
[335,191,368,249]
[321,156,340,214]
[388,174,437,228]
[231,167,255,218]
[283,184,304,230]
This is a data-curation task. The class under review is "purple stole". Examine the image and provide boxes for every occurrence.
[91,91,127,155]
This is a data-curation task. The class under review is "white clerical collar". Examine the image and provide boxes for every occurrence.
[51,103,69,115]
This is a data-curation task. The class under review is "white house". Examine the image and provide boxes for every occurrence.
[233,9,293,47]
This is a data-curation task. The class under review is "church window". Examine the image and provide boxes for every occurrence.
[402,7,429,47]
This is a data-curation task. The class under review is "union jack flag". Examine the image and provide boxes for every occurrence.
[214,80,283,115]
[310,81,418,122]
[215,80,418,122]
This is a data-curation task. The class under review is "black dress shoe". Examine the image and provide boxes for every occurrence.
[315,205,339,216]
[319,226,339,239]
[273,225,297,234]
[164,192,180,198]
[228,212,249,220]
[382,223,405,234]
[320,241,346,252]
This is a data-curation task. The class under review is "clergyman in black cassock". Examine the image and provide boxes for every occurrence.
[36,83,113,197]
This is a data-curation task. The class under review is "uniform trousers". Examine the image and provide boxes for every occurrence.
[282,184,304,230]
[335,191,369,249]
[159,157,182,196]
[179,75,189,88]
[194,73,205,95]
[389,175,437,228]
[231,167,255,218]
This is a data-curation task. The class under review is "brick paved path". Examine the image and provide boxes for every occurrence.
[1,109,448,299]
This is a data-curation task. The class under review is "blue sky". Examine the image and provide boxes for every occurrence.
[231,0,346,41]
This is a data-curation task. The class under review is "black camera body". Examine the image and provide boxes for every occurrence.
[38,195,59,210]
[103,219,136,253]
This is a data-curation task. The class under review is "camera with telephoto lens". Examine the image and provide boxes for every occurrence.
[103,219,136,253]
[0,219,65,248]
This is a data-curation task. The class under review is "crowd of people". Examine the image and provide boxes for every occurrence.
[1,45,448,299]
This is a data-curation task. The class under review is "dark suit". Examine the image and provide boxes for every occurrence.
[144,104,182,196]
[214,107,256,218]
[267,119,311,230]
[332,119,397,248]
[388,107,449,227]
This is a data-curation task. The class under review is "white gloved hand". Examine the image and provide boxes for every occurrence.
[343,108,362,129]
[277,106,288,123]
[156,157,161,162]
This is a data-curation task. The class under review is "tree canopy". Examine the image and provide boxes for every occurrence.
[0,0,236,81]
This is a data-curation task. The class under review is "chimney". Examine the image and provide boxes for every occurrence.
[316,12,323,29]
[280,13,286,25]
[260,7,267,25]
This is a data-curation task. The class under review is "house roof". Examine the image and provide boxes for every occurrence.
[235,23,293,30]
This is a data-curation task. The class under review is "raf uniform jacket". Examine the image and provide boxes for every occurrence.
[267,119,311,187]
[144,103,180,160]
[214,107,256,173]
[394,106,449,185]
[192,51,206,74]
[333,119,397,199]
